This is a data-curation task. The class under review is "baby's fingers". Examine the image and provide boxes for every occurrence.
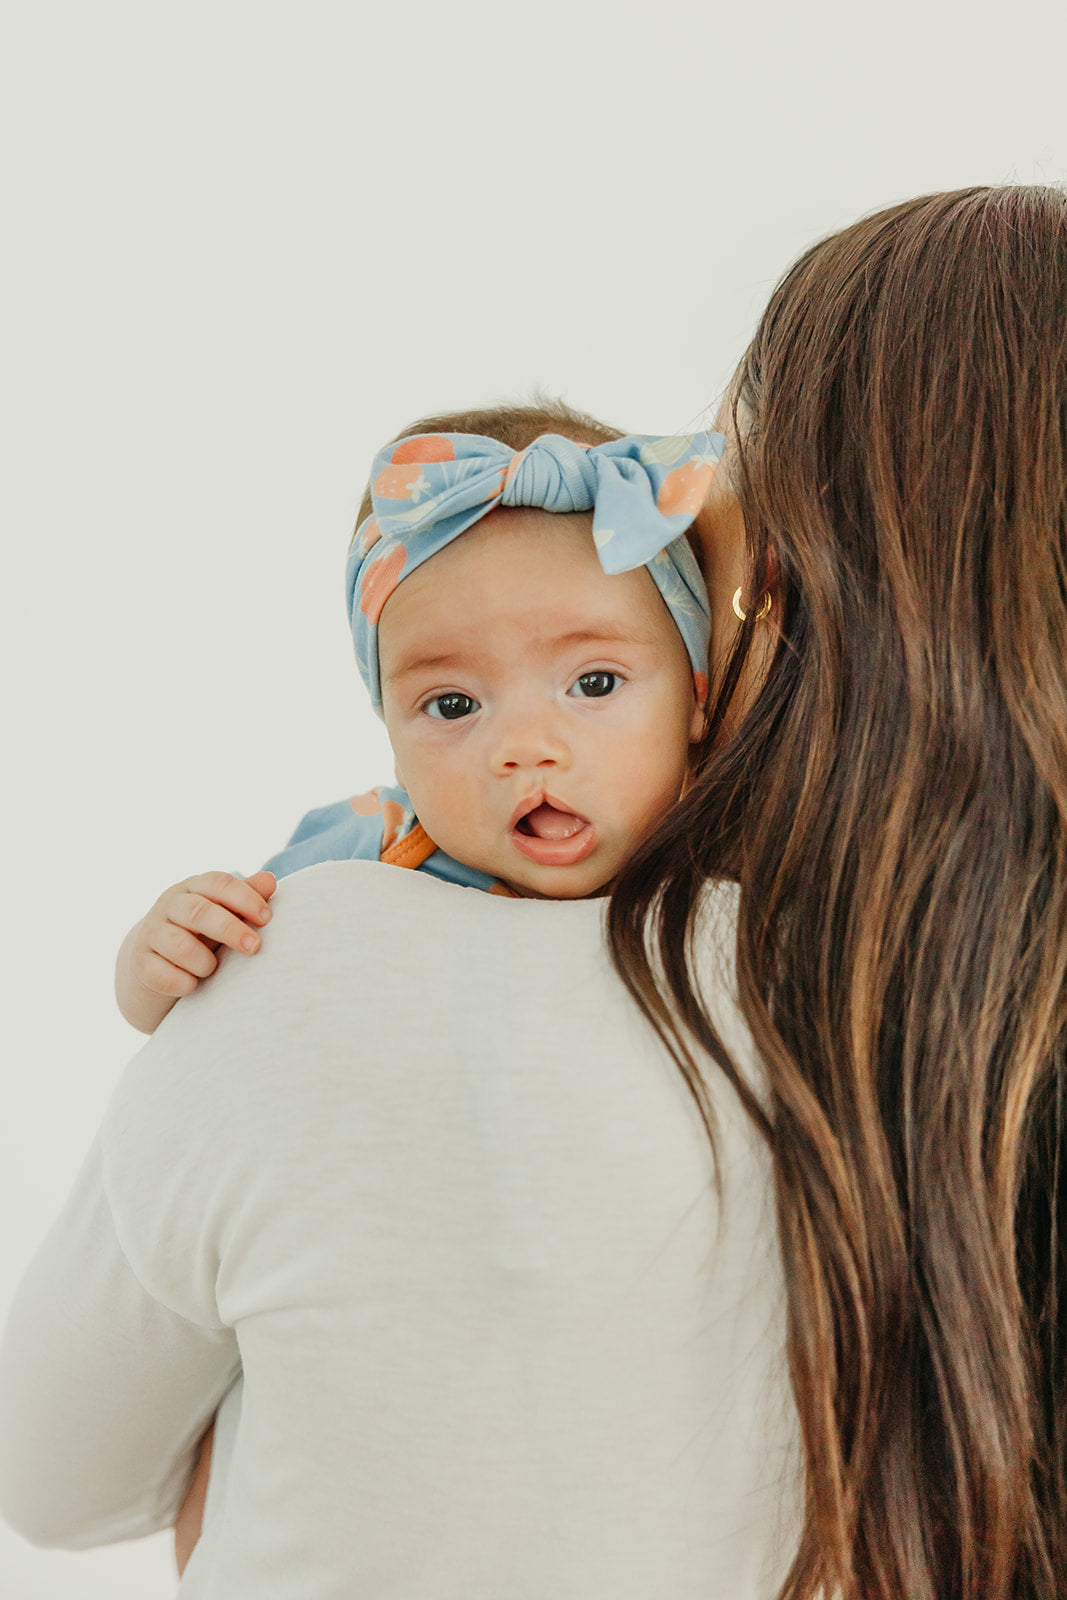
[135,950,202,1000]
[242,870,277,905]
[147,916,224,979]
[178,870,275,932]
[164,888,266,958]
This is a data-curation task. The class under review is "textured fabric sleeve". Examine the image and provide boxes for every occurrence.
[260,783,433,879]
[262,795,386,879]
[0,1136,240,1550]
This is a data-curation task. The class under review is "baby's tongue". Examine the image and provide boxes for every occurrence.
[521,803,584,840]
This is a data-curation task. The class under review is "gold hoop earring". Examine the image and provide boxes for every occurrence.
[731,586,772,623]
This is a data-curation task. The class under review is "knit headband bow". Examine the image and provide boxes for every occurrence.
[346,429,725,713]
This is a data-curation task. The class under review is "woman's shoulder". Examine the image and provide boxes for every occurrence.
[274,858,741,928]
[249,864,746,1058]
[102,865,617,1161]
[99,863,759,1327]
[265,858,610,967]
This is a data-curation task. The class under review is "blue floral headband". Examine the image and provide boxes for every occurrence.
[346,429,724,714]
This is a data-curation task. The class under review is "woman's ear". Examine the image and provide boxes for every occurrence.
[760,548,781,609]
[689,672,708,742]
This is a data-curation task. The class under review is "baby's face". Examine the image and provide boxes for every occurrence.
[378,508,704,898]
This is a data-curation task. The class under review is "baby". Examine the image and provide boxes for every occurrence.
[115,400,723,1036]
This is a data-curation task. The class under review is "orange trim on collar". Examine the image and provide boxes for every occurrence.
[380,821,519,896]
[380,822,438,870]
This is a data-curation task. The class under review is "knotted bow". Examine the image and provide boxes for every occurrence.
[346,429,724,712]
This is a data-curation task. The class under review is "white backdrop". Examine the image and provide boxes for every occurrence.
[2,2,1065,1593]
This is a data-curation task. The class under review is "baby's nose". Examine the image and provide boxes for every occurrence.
[490,714,571,776]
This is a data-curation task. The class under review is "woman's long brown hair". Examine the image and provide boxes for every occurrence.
[609,186,1067,1598]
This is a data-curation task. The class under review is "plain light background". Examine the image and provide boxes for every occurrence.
[2,2,1065,1593]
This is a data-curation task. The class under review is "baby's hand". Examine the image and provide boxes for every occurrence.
[135,869,277,993]
[116,870,276,1033]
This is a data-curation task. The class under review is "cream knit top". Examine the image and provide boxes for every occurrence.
[0,862,801,1598]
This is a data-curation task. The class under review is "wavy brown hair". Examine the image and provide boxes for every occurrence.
[609,186,1067,1598]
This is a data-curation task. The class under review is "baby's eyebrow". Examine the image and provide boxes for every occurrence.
[385,625,660,685]
[550,625,661,650]
[384,651,467,685]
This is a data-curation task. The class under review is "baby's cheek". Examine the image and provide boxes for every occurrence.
[404,760,487,857]
[625,733,691,825]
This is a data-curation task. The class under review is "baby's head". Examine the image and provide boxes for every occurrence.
[347,401,723,898]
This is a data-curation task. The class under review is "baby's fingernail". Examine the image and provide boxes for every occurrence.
[241,934,258,953]
[258,907,272,922]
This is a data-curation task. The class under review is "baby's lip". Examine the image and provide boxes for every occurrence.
[508,793,590,835]
[508,795,597,868]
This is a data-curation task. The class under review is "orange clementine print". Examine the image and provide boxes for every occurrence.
[360,544,407,623]
[373,463,427,500]
[380,799,405,853]
[391,435,455,465]
[656,460,716,517]
[350,790,384,816]
[359,516,381,553]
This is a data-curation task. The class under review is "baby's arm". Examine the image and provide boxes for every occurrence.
[115,870,276,1034]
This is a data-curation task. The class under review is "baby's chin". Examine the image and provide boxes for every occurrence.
[502,874,615,901]
[428,816,626,900]
[494,855,620,901]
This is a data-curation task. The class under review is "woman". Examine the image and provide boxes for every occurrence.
[610,182,1067,1597]
[2,185,1064,1599]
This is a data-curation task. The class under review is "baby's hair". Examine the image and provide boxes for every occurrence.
[354,395,626,530]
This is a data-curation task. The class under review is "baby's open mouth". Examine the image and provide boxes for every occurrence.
[509,800,597,868]
[514,802,588,841]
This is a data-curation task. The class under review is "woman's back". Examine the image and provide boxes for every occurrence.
[0,862,801,1597]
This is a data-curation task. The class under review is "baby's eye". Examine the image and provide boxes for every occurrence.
[424,693,480,721]
[568,671,620,698]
